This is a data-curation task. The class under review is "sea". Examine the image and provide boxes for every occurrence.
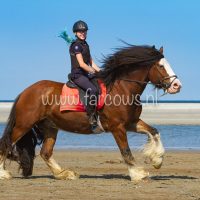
[0,123,200,150]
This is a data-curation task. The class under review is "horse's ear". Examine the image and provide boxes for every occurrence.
[159,46,164,54]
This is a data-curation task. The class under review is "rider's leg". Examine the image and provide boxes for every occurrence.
[72,75,99,125]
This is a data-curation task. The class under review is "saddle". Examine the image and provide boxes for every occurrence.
[66,73,77,88]
[66,73,101,107]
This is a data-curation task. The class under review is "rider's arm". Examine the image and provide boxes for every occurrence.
[90,57,101,72]
[76,53,95,73]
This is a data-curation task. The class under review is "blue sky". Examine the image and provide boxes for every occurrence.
[0,0,200,100]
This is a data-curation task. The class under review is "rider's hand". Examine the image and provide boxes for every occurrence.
[90,68,95,73]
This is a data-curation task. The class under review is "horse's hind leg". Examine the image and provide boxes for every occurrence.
[130,119,165,169]
[0,155,12,179]
[111,124,149,182]
[39,125,79,180]
[0,125,33,180]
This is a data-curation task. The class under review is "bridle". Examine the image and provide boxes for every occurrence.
[158,75,178,90]
[119,75,178,91]
[118,58,179,91]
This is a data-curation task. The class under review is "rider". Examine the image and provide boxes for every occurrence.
[69,20,101,128]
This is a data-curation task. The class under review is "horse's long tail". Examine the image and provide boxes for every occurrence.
[0,94,44,177]
[13,127,44,177]
[0,94,21,157]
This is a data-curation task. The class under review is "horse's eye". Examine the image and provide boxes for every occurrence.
[159,65,164,68]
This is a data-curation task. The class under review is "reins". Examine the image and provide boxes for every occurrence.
[119,75,178,90]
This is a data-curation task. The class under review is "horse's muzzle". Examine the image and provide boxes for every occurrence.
[167,78,182,94]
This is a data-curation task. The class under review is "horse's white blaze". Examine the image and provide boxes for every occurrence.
[159,58,182,93]
[0,155,12,179]
[159,58,175,82]
[128,166,149,182]
[143,134,165,169]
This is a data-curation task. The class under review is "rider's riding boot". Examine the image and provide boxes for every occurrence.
[86,102,98,130]
[88,111,97,126]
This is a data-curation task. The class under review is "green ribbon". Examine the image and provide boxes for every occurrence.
[58,30,75,45]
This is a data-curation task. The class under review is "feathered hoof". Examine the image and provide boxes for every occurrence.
[0,170,12,180]
[152,156,163,169]
[54,169,79,180]
[128,166,149,183]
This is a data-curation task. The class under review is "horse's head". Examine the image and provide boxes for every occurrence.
[148,47,182,94]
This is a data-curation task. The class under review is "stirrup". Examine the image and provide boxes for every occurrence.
[91,122,98,130]
[88,113,97,125]
[90,115,105,134]
[90,123,102,133]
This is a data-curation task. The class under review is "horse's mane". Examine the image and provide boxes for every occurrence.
[97,44,164,88]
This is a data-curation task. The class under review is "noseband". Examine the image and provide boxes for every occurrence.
[158,75,178,90]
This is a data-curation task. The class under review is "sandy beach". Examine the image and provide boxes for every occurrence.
[0,150,199,200]
[0,103,200,199]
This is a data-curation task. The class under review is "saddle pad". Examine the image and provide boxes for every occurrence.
[60,80,107,112]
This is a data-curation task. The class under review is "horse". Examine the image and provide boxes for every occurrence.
[0,45,182,182]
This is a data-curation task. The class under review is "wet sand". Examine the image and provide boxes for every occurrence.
[0,150,200,200]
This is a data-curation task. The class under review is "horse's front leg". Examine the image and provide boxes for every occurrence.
[111,123,149,182]
[129,119,165,169]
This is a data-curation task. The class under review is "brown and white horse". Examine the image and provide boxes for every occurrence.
[0,45,181,182]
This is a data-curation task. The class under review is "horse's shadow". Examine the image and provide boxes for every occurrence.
[14,174,198,180]
[151,175,198,180]
[80,174,130,180]
[80,174,198,180]
[15,174,130,180]
[15,175,54,179]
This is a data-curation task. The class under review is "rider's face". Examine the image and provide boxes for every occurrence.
[76,31,87,40]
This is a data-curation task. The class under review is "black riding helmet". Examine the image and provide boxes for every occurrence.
[73,20,88,32]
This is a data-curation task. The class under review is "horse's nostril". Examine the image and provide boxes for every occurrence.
[173,83,181,89]
[174,84,178,88]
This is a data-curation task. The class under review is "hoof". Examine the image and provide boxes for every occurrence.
[54,169,79,180]
[152,157,163,169]
[0,170,12,180]
[128,166,149,183]
[153,162,162,169]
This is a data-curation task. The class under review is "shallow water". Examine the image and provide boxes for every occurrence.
[0,124,200,150]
